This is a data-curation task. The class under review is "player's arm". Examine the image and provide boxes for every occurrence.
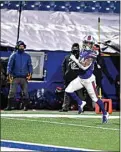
[27,55,33,80]
[7,53,15,83]
[70,54,93,70]
[7,53,15,75]
[28,55,33,74]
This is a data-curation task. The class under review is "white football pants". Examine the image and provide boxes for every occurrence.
[65,74,98,102]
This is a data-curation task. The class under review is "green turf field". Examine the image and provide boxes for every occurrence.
[1,110,120,151]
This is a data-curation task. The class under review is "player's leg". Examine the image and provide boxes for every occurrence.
[20,78,29,111]
[4,78,18,110]
[59,81,71,112]
[83,75,109,123]
[59,92,70,112]
[65,76,86,113]
[76,88,86,101]
[76,88,86,112]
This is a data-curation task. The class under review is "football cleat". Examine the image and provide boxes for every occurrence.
[102,112,109,123]
[78,101,86,114]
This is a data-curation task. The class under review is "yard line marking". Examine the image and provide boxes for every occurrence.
[1,114,120,119]
[3,117,119,131]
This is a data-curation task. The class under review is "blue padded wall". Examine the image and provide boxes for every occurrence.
[1,50,119,102]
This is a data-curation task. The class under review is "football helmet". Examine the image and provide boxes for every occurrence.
[82,35,95,49]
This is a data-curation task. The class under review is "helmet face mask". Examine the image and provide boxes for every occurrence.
[83,41,94,49]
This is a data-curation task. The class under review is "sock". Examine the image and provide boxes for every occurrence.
[66,92,82,105]
[96,99,107,115]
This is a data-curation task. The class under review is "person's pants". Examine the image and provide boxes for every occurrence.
[65,74,98,102]
[7,78,29,109]
[62,92,70,110]
[8,78,29,99]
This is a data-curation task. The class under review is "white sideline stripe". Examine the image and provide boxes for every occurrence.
[1,139,101,151]
[3,117,119,131]
[1,114,120,119]
[1,147,31,151]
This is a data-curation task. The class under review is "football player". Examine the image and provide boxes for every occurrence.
[65,35,109,123]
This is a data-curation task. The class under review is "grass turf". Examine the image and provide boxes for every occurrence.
[1,111,120,151]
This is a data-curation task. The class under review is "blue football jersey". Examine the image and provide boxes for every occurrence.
[79,49,98,79]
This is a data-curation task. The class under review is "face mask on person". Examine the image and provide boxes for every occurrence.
[71,47,80,59]
[74,51,79,59]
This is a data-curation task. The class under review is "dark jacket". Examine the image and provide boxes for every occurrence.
[7,50,33,77]
[62,54,80,84]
